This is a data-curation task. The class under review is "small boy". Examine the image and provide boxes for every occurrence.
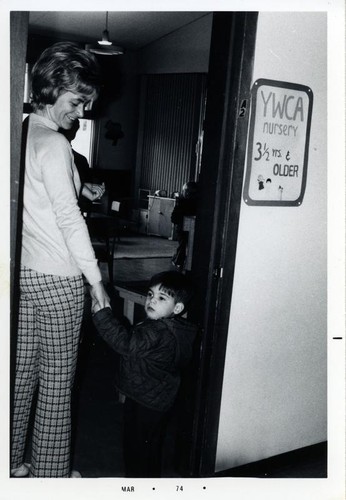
[92,271,197,478]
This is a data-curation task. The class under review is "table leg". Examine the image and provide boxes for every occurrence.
[123,299,135,324]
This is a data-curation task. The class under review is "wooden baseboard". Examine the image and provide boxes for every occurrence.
[215,441,327,478]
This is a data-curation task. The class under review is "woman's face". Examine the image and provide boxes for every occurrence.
[46,91,90,130]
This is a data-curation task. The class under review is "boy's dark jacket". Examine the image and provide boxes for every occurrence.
[93,308,197,412]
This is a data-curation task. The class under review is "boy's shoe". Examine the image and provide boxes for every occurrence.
[70,470,82,478]
[10,463,31,477]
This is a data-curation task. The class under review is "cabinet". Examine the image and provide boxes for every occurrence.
[147,196,176,239]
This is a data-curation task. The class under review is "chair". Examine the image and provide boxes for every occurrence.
[83,192,119,284]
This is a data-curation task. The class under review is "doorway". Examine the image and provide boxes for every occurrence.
[184,12,258,477]
[9,11,258,479]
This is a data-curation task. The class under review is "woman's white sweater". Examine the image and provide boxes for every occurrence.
[21,113,102,285]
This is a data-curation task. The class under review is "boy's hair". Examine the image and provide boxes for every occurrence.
[148,271,194,310]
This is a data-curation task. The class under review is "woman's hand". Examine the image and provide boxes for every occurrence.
[90,281,110,314]
[82,182,105,201]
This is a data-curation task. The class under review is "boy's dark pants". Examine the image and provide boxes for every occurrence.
[123,397,169,477]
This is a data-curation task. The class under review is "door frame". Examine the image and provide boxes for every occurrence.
[188,11,258,477]
[10,11,29,443]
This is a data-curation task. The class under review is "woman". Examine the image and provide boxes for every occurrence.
[11,42,110,478]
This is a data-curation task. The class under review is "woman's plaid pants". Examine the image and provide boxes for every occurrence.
[11,266,84,477]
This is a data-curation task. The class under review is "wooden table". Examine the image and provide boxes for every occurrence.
[114,281,148,324]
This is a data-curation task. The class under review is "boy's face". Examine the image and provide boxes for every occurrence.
[145,284,183,320]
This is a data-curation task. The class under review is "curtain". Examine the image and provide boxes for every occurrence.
[138,73,206,197]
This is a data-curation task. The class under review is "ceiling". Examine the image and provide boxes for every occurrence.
[28,11,211,51]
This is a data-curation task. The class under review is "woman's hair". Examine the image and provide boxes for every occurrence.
[31,42,101,111]
[148,271,194,309]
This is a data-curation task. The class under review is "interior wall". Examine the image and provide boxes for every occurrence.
[95,14,212,178]
[215,12,327,471]
[137,14,212,74]
[94,52,139,171]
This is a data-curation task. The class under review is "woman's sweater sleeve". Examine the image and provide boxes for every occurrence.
[40,134,101,285]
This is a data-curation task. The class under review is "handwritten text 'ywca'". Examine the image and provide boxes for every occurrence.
[260,90,305,137]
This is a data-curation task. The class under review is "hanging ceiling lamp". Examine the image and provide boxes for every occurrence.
[86,12,124,56]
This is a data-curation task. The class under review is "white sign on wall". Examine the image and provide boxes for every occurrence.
[243,79,313,206]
